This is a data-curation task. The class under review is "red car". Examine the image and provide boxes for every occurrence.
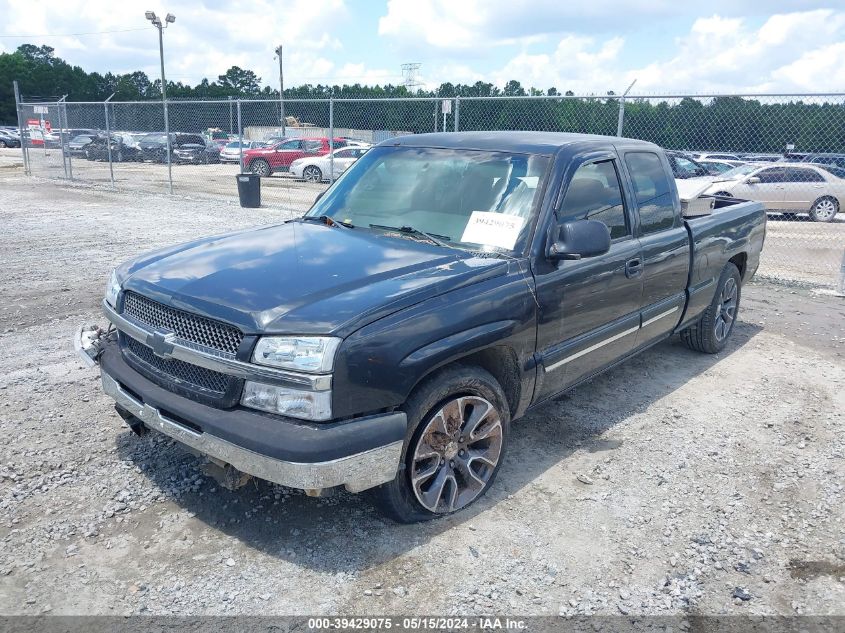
[243,137,346,176]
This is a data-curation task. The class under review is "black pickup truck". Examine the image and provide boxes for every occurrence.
[77,132,766,523]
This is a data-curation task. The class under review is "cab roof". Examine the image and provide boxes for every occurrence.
[382,131,659,155]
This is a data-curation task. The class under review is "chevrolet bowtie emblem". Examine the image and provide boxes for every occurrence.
[150,331,176,358]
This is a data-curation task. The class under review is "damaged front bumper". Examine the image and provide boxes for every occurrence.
[75,326,406,494]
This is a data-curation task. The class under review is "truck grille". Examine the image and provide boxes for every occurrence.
[122,291,243,355]
[124,336,230,395]
[120,292,244,406]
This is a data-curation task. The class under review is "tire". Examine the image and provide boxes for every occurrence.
[370,365,510,523]
[0,140,7,148]
[251,158,271,177]
[809,196,838,222]
[303,165,323,183]
[681,262,742,354]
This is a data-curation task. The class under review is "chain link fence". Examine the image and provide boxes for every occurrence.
[11,92,845,289]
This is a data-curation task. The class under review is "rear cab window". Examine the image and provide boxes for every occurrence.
[624,152,677,235]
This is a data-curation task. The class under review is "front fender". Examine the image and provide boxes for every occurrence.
[330,263,537,420]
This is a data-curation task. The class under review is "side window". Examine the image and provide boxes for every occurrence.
[558,160,629,240]
[335,149,354,158]
[756,167,787,183]
[624,152,676,235]
[303,140,322,152]
[279,139,301,150]
[785,168,824,183]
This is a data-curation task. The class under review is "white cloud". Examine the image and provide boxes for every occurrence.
[2,2,844,96]
[0,0,350,88]
[474,9,845,95]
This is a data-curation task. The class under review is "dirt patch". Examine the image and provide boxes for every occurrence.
[0,173,843,616]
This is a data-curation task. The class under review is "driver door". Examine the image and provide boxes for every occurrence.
[534,155,643,401]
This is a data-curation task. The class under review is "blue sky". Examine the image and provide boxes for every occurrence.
[1,1,843,94]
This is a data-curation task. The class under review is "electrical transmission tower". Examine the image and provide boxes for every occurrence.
[401,63,423,90]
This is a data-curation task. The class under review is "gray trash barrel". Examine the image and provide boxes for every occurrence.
[236,173,261,208]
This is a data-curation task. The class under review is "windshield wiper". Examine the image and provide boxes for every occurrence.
[368,224,453,248]
[299,215,353,228]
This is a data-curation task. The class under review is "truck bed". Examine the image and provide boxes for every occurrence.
[679,198,767,331]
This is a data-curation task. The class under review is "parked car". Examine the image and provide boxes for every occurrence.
[0,130,21,148]
[691,152,741,161]
[665,151,711,180]
[800,153,845,169]
[77,131,766,522]
[781,152,811,163]
[67,133,98,156]
[137,133,209,163]
[289,146,369,182]
[173,141,221,164]
[85,134,143,162]
[697,159,742,175]
[219,140,266,164]
[244,137,347,176]
[705,163,844,221]
[743,154,782,162]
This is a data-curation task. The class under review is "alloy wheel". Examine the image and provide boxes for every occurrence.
[813,198,837,221]
[303,166,322,182]
[714,276,737,341]
[410,396,503,514]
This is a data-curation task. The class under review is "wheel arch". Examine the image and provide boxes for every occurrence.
[728,252,747,279]
[404,343,522,420]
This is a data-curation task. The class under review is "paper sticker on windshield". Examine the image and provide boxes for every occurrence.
[460,212,525,250]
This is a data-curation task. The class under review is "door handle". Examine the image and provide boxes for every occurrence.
[625,258,643,278]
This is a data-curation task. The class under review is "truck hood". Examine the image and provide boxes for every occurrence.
[119,220,507,336]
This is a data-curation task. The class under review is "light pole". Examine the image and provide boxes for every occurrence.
[275,45,285,136]
[145,10,175,194]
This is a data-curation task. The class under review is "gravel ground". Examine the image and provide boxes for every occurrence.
[0,171,844,617]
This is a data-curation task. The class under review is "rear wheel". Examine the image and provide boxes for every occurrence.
[371,365,510,523]
[303,165,323,182]
[251,158,271,177]
[0,140,7,148]
[681,262,741,354]
[809,196,838,222]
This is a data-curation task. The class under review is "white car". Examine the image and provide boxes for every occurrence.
[219,140,265,163]
[705,163,845,222]
[289,146,369,182]
[690,151,742,161]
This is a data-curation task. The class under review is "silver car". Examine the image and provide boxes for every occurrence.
[705,163,844,222]
[220,140,265,164]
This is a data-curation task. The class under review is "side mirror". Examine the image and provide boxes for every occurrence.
[746,176,761,184]
[548,219,611,261]
[314,190,326,203]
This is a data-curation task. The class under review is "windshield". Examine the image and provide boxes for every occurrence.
[816,164,845,179]
[673,155,703,176]
[716,163,760,179]
[307,146,550,253]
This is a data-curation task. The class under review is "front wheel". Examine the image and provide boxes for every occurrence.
[371,365,510,523]
[681,262,741,354]
[809,196,838,222]
[251,158,271,177]
[303,165,323,182]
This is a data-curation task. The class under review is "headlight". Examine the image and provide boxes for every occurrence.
[105,269,121,307]
[252,336,340,373]
[241,382,332,421]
